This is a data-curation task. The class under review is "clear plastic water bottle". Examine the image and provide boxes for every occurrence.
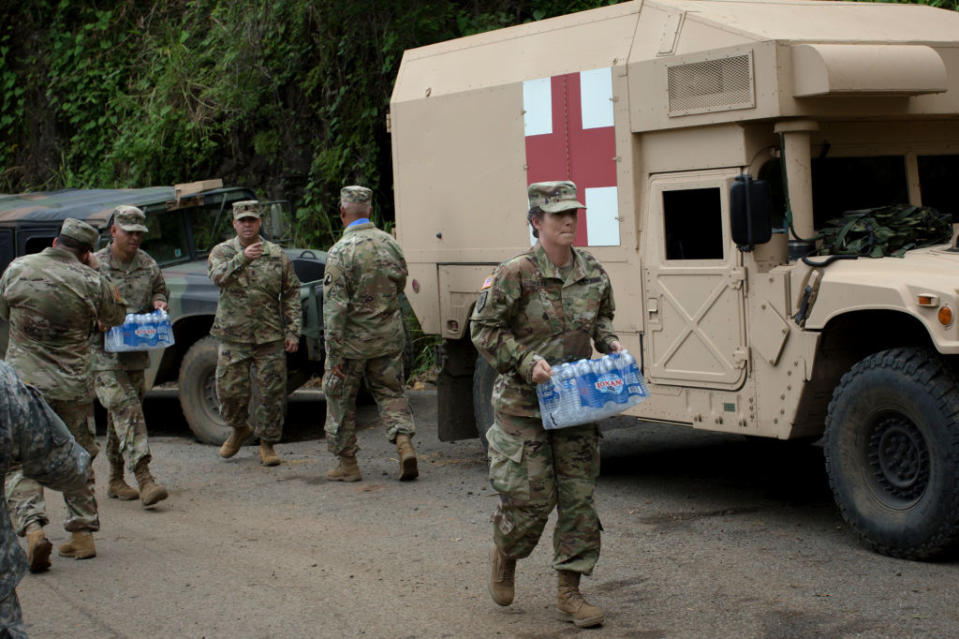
[156,310,171,345]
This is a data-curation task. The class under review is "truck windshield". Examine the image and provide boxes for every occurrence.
[141,210,190,267]
[186,205,235,254]
[918,154,959,221]
[759,154,958,233]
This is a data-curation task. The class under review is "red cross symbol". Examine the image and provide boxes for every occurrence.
[524,69,619,246]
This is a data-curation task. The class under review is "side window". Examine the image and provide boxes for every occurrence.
[0,229,13,273]
[662,188,724,260]
[21,233,56,256]
[918,154,959,221]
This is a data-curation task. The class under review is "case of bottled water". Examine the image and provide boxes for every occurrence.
[104,310,175,353]
[536,351,649,430]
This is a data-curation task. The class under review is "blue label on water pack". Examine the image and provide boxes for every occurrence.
[536,352,649,429]
[105,311,176,353]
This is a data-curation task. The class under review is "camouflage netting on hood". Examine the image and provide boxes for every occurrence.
[816,204,954,258]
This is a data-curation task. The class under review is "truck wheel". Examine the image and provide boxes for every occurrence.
[473,356,496,452]
[824,347,959,560]
[178,336,232,445]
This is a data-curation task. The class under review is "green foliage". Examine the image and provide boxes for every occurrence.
[0,0,955,254]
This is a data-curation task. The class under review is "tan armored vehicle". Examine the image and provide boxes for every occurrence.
[389,0,959,559]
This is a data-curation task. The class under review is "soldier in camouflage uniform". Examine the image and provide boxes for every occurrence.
[322,185,417,482]
[0,218,125,567]
[209,200,302,466]
[93,206,169,508]
[470,181,621,628]
[0,361,90,638]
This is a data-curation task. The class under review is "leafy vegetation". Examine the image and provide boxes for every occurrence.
[1,0,624,249]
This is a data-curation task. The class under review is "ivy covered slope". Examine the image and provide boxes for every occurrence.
[1,0,956,249]
[0,0,623,248]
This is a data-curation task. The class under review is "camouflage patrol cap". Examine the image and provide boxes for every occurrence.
[233,200,261,220]
[112,205,149,233]
[527,181,585,213]
[59,217,99,248]
[340,185,372,204]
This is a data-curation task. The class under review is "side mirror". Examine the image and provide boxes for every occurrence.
[730,175,772,251]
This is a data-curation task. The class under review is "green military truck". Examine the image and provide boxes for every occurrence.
[0,179,327,445]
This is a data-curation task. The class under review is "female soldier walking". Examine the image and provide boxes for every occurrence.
[471,181,622,628]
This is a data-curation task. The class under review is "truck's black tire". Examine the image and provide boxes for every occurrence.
[473,356,497,452]
[824,347,959,560]
[178,336,232,446]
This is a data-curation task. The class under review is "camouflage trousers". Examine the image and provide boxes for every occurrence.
[322,350,415,456]
[94,369,152,472]
[486,411,601,575]
[4,400,99,535]
[0,590,27,639]
[216,340,286,443]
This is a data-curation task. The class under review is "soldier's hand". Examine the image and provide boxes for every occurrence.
[330,364,346,379]
[243,242,264,260]
[609,340,623,353]
[83,251,99,269]
[97,320,108,333]
[154,300,169,312]
[531,358,552,384]
[284,337,299,353]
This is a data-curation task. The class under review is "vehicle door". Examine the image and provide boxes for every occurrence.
[642,169,748,390]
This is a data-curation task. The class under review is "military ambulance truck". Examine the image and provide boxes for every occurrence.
[389,0,959,559]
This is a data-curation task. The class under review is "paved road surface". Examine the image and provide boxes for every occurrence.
[14,390,959,638]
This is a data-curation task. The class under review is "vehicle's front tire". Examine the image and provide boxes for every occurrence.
[824,347,959,560]
[473,356,497,452]
[178,336,232,445]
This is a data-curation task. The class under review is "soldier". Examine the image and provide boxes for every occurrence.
[209,200,302,466]
[470,181,621,628]
[0,361,90,638]
[322,185,417,482]
[0,217,125,566]
[92,205,169,507]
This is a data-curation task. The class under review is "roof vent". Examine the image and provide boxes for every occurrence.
[667,53,754,117]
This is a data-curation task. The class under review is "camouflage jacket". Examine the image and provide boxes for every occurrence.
[0,361,90,600]
[92,245,170,371]
[0,247,126,400]
[208,236,302,344]
[322,221,407,366]
[470,243,618,418]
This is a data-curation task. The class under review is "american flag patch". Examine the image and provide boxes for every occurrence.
[481,275,494,290]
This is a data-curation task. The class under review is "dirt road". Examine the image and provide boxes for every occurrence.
[14,390,959,638]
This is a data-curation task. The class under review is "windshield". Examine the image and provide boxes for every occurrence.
[759,153,959,233]
[140,209,191,267]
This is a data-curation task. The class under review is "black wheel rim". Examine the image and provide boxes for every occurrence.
[866,413,929,508]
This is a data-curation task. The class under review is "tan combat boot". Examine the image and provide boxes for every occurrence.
[25,523,52,573]
[488,546,516,606]
[58,531,96,560]
[557,570,604,628]
[259,441,281,466]
[106,459,139,501]
[134,459,168,507]
[395,434,418,481]
[326,455,362,482]
[219,424,253,458]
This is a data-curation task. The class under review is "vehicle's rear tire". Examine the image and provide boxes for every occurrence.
[473,356,497,452]
[178,336,232,445]
[824,347,959,560]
